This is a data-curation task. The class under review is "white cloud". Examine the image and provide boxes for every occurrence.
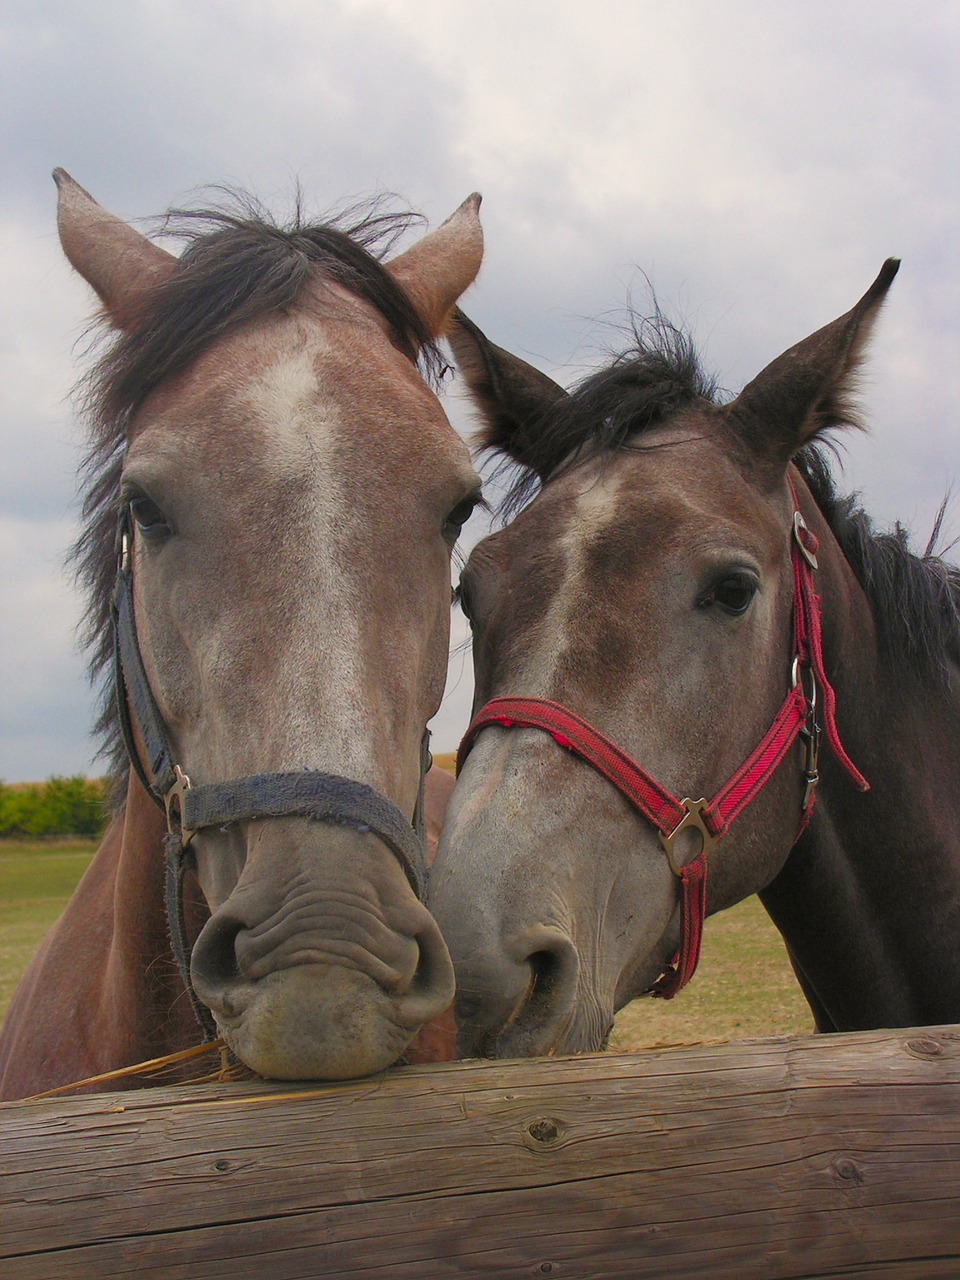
[0,515,96,779]
[2,0,957,774]
[0,216,88,517]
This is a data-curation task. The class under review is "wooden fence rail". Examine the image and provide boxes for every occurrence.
[2,1025,959,1278]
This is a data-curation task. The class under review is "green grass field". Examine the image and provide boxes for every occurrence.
[0,840,98,1017]
[612,894,812,1048]
[0,839,812,1048]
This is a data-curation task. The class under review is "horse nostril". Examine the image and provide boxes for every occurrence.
[529,946,569,1004]
[191,913,245,994]
[518,932,580,1037]
[454,927,581,1058]
[394,915,456,1029]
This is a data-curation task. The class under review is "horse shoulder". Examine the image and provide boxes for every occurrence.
[0,795,199,1100]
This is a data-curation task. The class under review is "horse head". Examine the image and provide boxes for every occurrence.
[430,264,901,1057]
[57,171,483,1079]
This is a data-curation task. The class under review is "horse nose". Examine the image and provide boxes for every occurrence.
[190,897,455,1025]
[455,925,580,1058]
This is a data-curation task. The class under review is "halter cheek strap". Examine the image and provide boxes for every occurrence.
[112,516,431,1041]
[456,489,868,1000]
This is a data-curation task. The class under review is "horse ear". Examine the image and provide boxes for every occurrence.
[385,194,484,339]
[54,168,177,330]
[728,259,900,480]
[447,309,568,474]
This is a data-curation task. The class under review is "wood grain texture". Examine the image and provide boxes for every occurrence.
[2,1026,958,1278]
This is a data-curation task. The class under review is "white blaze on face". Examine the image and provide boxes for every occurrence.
[227,345,378,782]
[521,471,624,692]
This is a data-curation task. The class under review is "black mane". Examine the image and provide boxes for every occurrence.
[795,447,960,687]
[491,311,723,517]
[487,313,959,690]
[71,192,443,782]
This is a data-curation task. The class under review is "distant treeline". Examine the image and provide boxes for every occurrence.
[0,777,110,839]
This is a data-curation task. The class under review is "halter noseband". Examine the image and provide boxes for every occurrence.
[456,484,869,1000]
[112,510,431,1040]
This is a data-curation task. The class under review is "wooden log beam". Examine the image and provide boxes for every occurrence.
[2,1025,959,1278]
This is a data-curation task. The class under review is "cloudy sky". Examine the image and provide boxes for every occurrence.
[1,0,957,781]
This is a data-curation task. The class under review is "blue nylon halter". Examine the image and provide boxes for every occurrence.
[111,512,431,1040]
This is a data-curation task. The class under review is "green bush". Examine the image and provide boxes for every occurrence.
[0,777,109,839]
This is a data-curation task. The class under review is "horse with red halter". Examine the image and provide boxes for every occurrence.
[0,172,480,1099]
[430,264,960,1058]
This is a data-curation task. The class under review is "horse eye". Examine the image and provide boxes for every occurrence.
[443,491,482,541]
[700,572,758,616]
[129,494,172,541]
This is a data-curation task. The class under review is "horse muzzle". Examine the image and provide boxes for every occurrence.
[189,821,455,1079]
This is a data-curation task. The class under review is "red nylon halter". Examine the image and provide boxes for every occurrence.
[456,487,869,999]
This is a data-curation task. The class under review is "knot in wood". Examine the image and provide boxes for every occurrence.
[834,1157,864,1184]
[906,1037,943,1058]
[527,1117,562,1145]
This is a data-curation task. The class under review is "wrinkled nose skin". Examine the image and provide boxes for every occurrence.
[190,822,456,1080]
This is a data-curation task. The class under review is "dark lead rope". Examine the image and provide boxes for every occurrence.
[112,514,431,1041]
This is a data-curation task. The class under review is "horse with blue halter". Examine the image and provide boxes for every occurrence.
[430,263,960,1058]
[0,172,482,1098]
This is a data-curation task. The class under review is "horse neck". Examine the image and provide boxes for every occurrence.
[761,505,960,1030]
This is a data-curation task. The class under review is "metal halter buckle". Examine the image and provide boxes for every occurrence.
[659,799,717,877]
[799,720,821,812]
[791,656,817,708]
[164,764,195,847]
[793,511,819,568]
[792,659,821,810]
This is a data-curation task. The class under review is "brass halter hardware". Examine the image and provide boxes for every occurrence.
[791,657,821,812]
[658,799,718,877]
[793,510,819,568]
[163,764,195,848]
